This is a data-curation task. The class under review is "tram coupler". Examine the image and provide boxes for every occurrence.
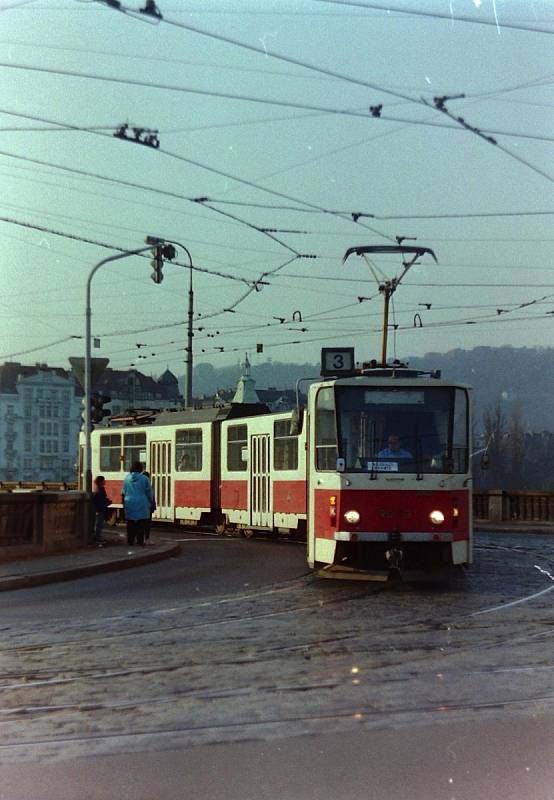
[385,547,404,572]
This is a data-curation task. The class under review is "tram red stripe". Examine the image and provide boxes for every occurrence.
[315,488,470,540]
[220,480,248,510]
[273,480,307,514]
[174,480,212,508]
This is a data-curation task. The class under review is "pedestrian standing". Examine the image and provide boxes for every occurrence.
[92,475,112,546]
[142,470,157,545]
[121,461,153,547]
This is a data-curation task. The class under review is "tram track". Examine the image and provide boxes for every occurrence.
[1,536,552,762]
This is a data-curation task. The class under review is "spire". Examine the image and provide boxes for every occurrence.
[232,353,259,404]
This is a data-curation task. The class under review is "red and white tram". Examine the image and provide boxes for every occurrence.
[84,353,472,578]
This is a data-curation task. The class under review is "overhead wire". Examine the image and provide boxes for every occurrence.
[315,0,554,36]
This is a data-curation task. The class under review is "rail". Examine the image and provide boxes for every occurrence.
[0,481,78,492]
[473,490,554,524]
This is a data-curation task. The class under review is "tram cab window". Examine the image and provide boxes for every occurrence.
[123,432,146,471]
[175,428,203,472]
[335,386,469,474]
[100,433,121,471]
[227,424,248,471]
[315,387,337,471]
[274,418,298,470]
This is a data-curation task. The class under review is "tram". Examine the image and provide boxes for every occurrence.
[84,346,472,579]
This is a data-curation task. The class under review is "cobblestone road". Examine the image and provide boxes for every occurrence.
[1,534,553,764]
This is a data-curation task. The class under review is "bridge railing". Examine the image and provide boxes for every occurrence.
[473,490,554,523]
[0,481,78,492]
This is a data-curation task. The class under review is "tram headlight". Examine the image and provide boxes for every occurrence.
[429,510,445,525]
[344,510,360,525]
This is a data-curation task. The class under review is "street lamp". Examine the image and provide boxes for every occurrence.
[145,236,194,409]
[84,244,159,493]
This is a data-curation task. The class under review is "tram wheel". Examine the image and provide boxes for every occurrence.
[241,528,255,539]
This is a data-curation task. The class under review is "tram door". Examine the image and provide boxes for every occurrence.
[249,434,272,528]
[149,440,172,520]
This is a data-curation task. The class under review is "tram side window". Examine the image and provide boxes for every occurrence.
[123,432,146,471]
[227,424,247,472]
[315,387,337,471]
[100,433,121,471]
[175,428,203,471]
[274,419,298,470]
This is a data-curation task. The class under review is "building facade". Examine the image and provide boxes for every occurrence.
[96,367,182,418]
[0,363,82,482]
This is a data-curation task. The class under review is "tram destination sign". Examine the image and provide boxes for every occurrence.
[321,347,355,377]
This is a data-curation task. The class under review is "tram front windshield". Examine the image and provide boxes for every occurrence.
[319,385,468,474]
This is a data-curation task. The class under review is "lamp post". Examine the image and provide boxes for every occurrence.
[84,245,154,493]
[146,237,194,408]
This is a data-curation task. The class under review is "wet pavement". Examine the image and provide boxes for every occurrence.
[0,531,552,768]
[0,529,180,591]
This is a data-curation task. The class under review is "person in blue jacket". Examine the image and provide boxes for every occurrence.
[121,461,153,546]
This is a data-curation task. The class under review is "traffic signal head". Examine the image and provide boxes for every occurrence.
[151,246,164,284]
[91,393,111,424]
[150,243,176,284]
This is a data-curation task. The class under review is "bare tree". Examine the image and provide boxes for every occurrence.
[482,397,508,488]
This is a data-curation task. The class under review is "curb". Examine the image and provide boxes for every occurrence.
[0,543,181,592]
[475,525,554,535]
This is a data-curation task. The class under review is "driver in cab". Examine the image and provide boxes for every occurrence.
[378,434,413,460]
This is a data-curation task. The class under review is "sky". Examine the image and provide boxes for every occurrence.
[1,0,553,382]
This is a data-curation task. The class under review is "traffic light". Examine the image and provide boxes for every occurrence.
[151,246,164,284]
[91,393,111,424]
[150,243,176,284]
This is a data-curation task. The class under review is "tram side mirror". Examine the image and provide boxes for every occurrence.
[289,408,303,435]
[480,452,490,471]
[336,457,345,473]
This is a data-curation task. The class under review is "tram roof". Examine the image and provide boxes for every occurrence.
[111,402,271,428]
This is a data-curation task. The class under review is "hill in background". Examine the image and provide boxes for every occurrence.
[186,346,554,432]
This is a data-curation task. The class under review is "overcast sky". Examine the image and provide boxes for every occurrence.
[1,0,553,380]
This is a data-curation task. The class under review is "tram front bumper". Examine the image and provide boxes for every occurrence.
[334,531,454,542]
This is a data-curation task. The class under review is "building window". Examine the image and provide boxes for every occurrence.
[227,424,248,472]
[24,405,32,417]
[62,422,69,436]
[123,432,147,470]
[53,440,58,453]
[273,418,299,470]
[25,423,32,435]
[53,405,59,418]
[100,433,122,472]
[175,428,203,471]
[24,459,33,470]
[63,440,69,452]
[46,422,52,435]
[25,439,32,452]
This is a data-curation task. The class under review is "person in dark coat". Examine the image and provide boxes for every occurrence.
[121,461,153,546]
[92,475,112,546]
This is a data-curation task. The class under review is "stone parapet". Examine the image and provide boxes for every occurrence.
[0,491,91,561]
